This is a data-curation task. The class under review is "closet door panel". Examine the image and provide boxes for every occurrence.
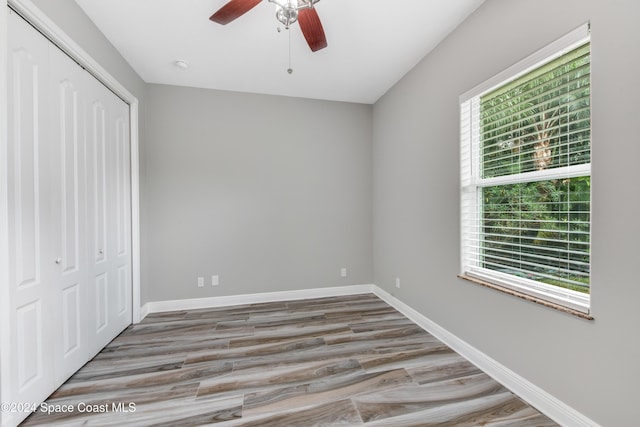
[117,264,128,316]
[11,51,41,290]
[110,98,131,330]
[6,9,55,410]
[115,115,129,259]
[90,101,108,264]
[15,301,45,389]
[86,83,132,349]
[95,272,108,331]
[49,45,90,381]
[9,18,47,290]
[86,96,113,353]
[57,78,81,275]
[86,83,133,351]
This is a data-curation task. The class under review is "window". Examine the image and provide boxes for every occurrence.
[460,24,591,314]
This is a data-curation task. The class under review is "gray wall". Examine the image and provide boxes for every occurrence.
[144,84,372,301]
[372,0,640,425]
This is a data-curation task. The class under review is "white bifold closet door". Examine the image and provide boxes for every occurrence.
[84,49,132,357]
[5,9,132,422]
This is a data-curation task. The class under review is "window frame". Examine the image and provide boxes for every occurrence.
[459,23,592,315]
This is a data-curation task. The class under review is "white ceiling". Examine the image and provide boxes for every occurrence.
[73,0,484,104]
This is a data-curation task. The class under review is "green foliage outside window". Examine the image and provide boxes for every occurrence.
[479,44,591,293]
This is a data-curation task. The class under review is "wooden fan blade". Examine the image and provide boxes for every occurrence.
[210,0,262,25]
[298,7,327,52]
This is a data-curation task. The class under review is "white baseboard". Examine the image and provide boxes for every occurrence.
[139,284,375,319]
[372,285,600,427]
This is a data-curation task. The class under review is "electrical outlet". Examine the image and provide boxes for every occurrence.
[395,277,401,289]
[340,267,347,278]
[212,275,219,286]
[197,277,204,288]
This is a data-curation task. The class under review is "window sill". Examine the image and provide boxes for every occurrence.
[457,274,594,320]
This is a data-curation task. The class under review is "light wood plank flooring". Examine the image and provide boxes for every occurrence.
[22,293,557,426]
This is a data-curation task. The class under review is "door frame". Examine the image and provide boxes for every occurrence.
[0,1,141,423]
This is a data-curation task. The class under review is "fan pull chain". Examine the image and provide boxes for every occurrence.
[287,28,293,74]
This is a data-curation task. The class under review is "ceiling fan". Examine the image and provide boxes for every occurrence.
[210,0,328,52]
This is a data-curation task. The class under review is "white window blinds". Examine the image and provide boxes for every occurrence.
[460,24,591,313]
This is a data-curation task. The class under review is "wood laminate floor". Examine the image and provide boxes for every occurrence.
[22,294,558,426]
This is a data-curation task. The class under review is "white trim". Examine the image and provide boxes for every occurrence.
[5,0,142,323]
[478,163,591,187]
[139,301,151,321]
[467,269,590,313]
[0,3,10,426]
[461,22,590,101]
[372,285,601,427]
[140,285,375,319]
[129,100,141,323]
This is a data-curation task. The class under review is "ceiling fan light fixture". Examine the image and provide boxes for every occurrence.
[269,0,320,27]
[275,2,298,28]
